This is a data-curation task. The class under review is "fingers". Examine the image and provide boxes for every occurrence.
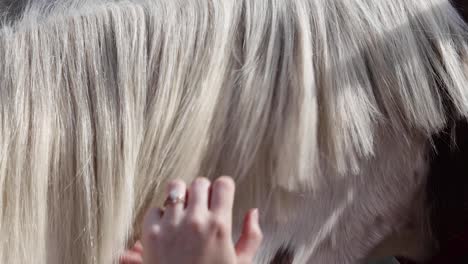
[235,209,263,262]
[142,207,163,262]
[119,241,143,264]
[140,176,255,264]
[209,176,235,222]
[131,241,143,254]
[163,179,187,225]
[119,251,143,264]
[186,177,211,214]
[142,207,163,231]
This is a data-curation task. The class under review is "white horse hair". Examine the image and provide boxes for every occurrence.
[0,0,467,263]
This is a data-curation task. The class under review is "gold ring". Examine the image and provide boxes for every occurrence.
[163,189,186,207]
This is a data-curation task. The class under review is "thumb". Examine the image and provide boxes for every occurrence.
[235,209,263,263]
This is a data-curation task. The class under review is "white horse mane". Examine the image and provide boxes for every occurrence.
[0,0,467,263]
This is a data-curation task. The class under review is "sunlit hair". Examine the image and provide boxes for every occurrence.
[0,0,467,263]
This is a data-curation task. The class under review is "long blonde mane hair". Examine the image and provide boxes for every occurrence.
[1,0,467,263]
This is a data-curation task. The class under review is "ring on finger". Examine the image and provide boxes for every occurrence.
[163,189,186,208]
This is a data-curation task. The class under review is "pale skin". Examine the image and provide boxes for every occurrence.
[120,176,263,264]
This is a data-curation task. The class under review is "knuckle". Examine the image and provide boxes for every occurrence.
[210,217,228,238]
[209,216,225,230]
[165,221,178,231]
[143,207,160,220]
[145,225,162,242]
[186,217,205,234]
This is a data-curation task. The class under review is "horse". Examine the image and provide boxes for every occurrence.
[0,0,467,263]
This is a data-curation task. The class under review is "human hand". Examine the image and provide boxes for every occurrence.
[120,176,262,264]
[119,241,144,264]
